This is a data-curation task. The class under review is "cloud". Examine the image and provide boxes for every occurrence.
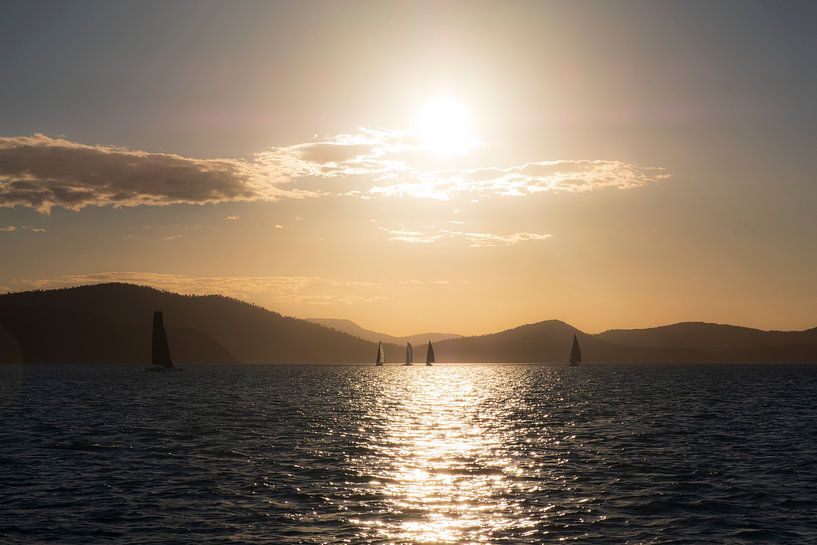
[258,132,667,200]
[454,231,552,247]
[385,229,443,245]
[0,134,313,214]
[255,128,413,182]
[0,131,669,213]
[1,225,48,233]
[224,215,240,221]
[369,160,670,200]
[383,227,552,247]
[399,279,450,287]
[18,272,388,306]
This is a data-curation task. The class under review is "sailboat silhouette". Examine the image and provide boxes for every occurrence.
[426,341,435,366]
[146,311,181,372]
[569,334,582,367]
[375,340,385,366]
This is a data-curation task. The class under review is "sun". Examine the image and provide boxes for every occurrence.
[413,96,479,154]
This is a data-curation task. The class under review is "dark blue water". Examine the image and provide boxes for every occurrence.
[1,364,816,544]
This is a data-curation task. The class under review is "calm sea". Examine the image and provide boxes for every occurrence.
[1,364,816,544]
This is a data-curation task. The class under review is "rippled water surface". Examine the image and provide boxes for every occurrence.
[1,364,817,544]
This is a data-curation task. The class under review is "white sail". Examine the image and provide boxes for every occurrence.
[405,342,413,365]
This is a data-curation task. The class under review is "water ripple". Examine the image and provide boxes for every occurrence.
[1,364,817,544]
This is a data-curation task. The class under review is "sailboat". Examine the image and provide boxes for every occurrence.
[569,334,582,367]
[375,340,385,366]
[404,342,413,366]
[147,311,181,372]
[426,341,435,366]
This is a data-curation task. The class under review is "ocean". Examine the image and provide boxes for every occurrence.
[1,364,816,544]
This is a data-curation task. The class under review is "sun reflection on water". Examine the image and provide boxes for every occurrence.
[355,367,536,543]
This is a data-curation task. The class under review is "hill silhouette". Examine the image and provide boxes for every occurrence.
[1,283,816,364]
[306,317,461,345]
[0,283,401,364]
[435,320,817,363]
[597,322,817,351]
[432,320,702,363]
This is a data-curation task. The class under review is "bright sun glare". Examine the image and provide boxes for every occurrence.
[413,96,478,154]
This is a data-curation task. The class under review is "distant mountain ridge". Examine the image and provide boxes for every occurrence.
[306,317,462,345]
[1,283,816,364]
[432,320,817,363]
[597,321,817,351]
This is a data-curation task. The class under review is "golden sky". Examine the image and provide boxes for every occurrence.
[1,1,816,334]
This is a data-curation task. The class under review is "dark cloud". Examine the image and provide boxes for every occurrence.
[0,135,308,213]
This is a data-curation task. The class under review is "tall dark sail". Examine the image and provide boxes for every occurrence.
[375,341,384,366]
[569,334,582,366]
[151,311,173,368]
[426,341,435,366]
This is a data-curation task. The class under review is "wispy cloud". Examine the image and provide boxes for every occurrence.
[385,229,443,245]
[224,215,240,221]
[455,231,552,247]
[18,272,388,306]
[0,225,47,233]
[399,279,451,287]
[383,226,552,247]
[369,160,669,200]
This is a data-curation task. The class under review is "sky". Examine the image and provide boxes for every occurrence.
[1,0,816,335]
